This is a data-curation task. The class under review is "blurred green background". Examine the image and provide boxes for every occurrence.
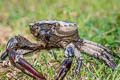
[0,0,120,80]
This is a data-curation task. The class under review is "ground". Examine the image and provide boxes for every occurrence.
[0,0,120,80]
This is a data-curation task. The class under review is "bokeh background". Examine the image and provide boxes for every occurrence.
[0,0,120,80]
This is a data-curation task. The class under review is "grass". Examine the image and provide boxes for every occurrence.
[0,0,120,80]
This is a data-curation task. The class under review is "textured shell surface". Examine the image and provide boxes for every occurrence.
[32,20,78,32]
[35,20,76,26]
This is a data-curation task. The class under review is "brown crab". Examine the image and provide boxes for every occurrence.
[0,20,119,80]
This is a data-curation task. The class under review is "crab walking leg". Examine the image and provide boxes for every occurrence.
[83,39,120,58]
[74,58,82,78]
[55,43,76,80]
[1,35,45,60]
[81,46,116,69]
[65,43,83,78]
[83,42,116,65]
[74,48,82,78]
[7,48,46,80]
[75,40,117,70]
[55,58,72,80]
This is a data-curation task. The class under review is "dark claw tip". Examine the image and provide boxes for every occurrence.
[6,48,12,52]
[1,52,8,60]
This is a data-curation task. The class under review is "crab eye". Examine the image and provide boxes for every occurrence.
[29,23,34,29]
[29,24,39,31]
[55,22,60,27]
[34,25,39,29]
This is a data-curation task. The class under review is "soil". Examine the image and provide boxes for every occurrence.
[0,26,13,45]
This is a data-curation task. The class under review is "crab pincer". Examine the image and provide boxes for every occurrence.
[7,48,46,80]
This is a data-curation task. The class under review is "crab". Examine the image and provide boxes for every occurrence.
[0,20,119,80]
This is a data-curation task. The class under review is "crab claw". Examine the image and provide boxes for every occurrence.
[1,52,8,60]
[1,37,16,60]
[1,35,43,60]
[7,48,46,80]
[55,58,72,80]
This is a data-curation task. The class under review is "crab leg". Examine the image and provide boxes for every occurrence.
[83,39,120,58]
[55,58,72,80]
[55,44,75,80]
[74,58,82,78]
[64,43,83,78]
[74,47,82,78]
[75,39,117,70]
[7,48,46,80]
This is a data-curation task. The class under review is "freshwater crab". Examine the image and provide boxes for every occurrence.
[0,20,119,80]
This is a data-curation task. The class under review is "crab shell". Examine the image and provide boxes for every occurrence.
[29,20,78,36]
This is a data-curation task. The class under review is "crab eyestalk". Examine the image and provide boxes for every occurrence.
[7,48,46,80]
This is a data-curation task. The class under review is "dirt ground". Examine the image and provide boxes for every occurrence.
[0,26,13,45]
